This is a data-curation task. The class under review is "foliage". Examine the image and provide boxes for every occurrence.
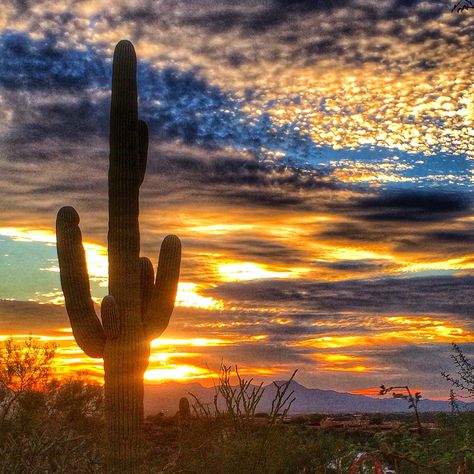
[163,366,303,473]
[0,336,56,423]
[49,377,104,433]
[372,413,474,473]
[442,343,474,401]
[188,364,296,421]
[145,415,354,474]
[0,338,104,472]
[0,375,105,473]
[379,384,422,431]
[1,343,474,473]
[0,427,102,474]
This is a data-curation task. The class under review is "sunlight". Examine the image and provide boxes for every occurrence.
[144,364,210,382]
[316,353,372,373]
[150,337,231,348]
[0,334,75,342]
[175,282,224,310]
[400,256,474,273]
[148,352,199,363]
[0,227,56,243]
[318,244,394,262]
[186,223,255,235]
[218,261,306,281]
[296,316,473,349]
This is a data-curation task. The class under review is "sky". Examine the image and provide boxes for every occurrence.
[0,0,473,400]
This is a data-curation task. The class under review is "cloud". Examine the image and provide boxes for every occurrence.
[316,189,474,261]
[317,259,397,273]
[0,299,68,335]
[205,275,474,319]
[354,191,472,223]
[1,32,341,182]
[166,0,464,73]
[0,32,109,91]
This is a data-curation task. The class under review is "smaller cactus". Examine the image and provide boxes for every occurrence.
[178,396,191,427]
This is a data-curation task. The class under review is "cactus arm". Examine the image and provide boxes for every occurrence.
[101,295,120,339]
[140,257,154,319]
[56,206,105,358]
[143,234,181,339]
[138,120,148,186]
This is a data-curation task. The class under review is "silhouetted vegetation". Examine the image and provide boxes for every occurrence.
[0,338,103,473]
[1,339,473,473]
[55,39,181,472]
[379,384,422,432]
[442,343,474,404]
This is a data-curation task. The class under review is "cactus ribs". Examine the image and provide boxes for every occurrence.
[56,40,181,473]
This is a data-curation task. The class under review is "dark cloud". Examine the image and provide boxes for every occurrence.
[317,259,397,273]
[354,191,472,223]
[0,300,68,334]
[0,32,324,165]
[142,143,342,212]
[197,342,312,367]
[180,0,437,35]
[318,222,390,243]
[429,230,474,244]
[168,0,457,73]
[316,189,474,259]
[391,227,474,255]
[206,275,474,319]
[0,32,108,91]
[183,237,308,266]
[370,344,453,375]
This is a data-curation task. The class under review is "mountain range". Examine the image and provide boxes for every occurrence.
[144,380,474,416]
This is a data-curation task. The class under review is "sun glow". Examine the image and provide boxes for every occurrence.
[144,365,210,382]
[400,256,474,273]
[187,223,255,235]
[150,337,231,348]
[0,228,57,243]
[175,282,223,310]
[218,261,306,281]
[318,244,394,262]
[296,316,473,349]
[316,353,372,373]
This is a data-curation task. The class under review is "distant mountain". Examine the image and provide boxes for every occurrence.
[144,380,474,416]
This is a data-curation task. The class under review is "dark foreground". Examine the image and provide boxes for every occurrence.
[1,378,473,474]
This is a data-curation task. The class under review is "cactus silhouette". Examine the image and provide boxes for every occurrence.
[56,40,181,472]
[178,396,191,426]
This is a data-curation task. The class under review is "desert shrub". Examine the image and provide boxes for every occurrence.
[148,417,350,474]
[49,377,104,433]
[0,338,105,473]
[142,367,356,473]
[0,426,102,473]
[442,343,474,401]
[0,337,56,424]
[372,412,474,474]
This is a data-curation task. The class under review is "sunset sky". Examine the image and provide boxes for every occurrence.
[0,0,473,399]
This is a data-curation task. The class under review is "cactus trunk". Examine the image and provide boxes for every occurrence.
[56,40,181,473]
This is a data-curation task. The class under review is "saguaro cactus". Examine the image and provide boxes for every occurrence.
[56,40,181,472]
[178,396,191,427]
